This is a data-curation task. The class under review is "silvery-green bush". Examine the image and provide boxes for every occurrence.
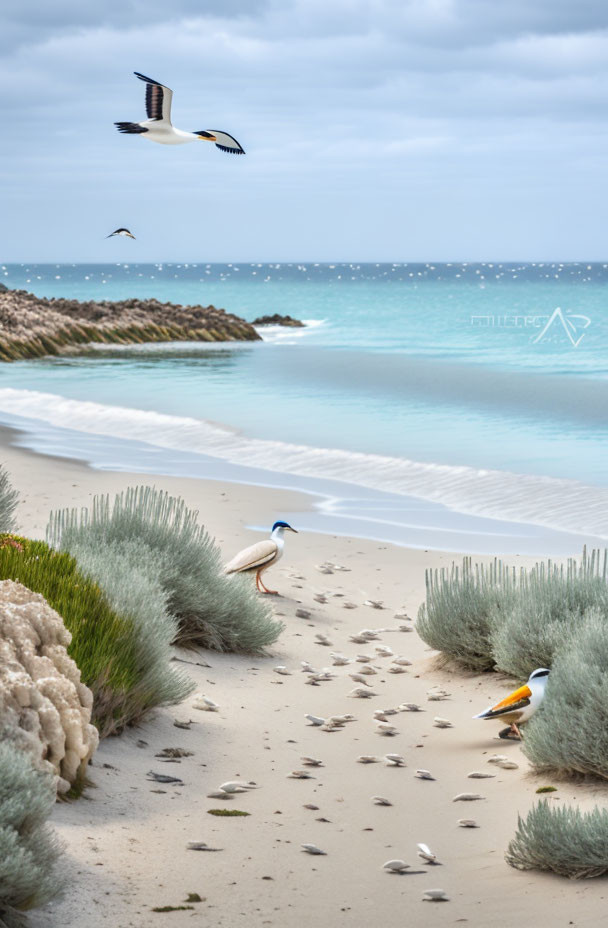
[0,741,64,926]
[0,466,18,534]
[506,800,608,879]
[48,486,283,653]
[65,538,194,710]
[522,608,608,779]
[417,558,518,671]
[491,551,608,679]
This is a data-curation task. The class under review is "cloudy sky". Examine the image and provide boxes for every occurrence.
[2,0,607,261]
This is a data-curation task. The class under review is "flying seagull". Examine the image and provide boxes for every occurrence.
[224,521,298,594]
[115,72,245,154]
[473,667,549,739]
[107,228,135,239]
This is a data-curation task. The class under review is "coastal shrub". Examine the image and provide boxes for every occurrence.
[48,486,283,653]
[417,558,518,671]
[506,800,608,879]
[0,535,171,736]
[491,550,608,679]
[0,740,64,925]
[0,466,18,533]
[522,609,608,779]
[64,538,194,710]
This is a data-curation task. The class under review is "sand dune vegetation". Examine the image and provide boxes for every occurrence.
[0,739,65,927]
[506,801,608,879]
[419,547,608,878]
[47,486,284,653]
[0,536,172,737]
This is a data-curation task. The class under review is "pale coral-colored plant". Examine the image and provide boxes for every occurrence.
[0,580,98,793]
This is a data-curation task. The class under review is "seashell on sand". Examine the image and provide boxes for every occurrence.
[301,844,327,855]
[399,703,424,712]
[415,769,435,780]
[385,754,406,766]
[383,859,410,873]
[273,666,291,675]
[357,755,381,764]
[433,717,453,729]
[288,770,315,779]
[487,754,508,764]
[372,796,393,805]
[497,760,519,770]
[458,819,479,828]
[348,687,377,698]
[376,723,398,736]
[422,889,449,902]
[387,665,407,674]
[301,757,324,767]
[468,771,495,778]
[192,694,219,712]
[417,843,437,864]
[453,792,484,801]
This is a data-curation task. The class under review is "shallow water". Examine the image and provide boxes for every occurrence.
[1,262,607,553]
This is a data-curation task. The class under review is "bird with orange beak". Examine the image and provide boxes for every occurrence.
[115,72,245,154]
[473,668,549,739]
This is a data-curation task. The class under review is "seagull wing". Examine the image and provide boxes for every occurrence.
[473,683,532,719]
[134,72,174,124]
[224,539,277,574]
[208,131,246,155]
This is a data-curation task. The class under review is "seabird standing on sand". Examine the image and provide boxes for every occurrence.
[115,72,245,154]
[107,228,136,239]
[224,521,298,594]
[473,667,549,738]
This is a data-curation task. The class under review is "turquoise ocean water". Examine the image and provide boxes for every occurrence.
[1,262,607,554]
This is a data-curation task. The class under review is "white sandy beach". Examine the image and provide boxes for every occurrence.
[1,437,604,928]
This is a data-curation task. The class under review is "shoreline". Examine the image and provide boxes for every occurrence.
[2,431,605,927]
[0,409,600,557]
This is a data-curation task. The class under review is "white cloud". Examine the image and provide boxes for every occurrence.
[1,0,607,260]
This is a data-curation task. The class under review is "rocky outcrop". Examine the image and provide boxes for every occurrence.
[252,313,304,327]
[0,289,261,361]
[0,580,99,793]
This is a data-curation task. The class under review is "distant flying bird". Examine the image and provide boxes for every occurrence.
[224,521,298,594]
[473,668,550,738]
[107,228,135,239]
[115,72,245,154]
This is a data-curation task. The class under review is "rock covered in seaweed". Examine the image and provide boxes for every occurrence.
[252,313,304,327]
[0,579,99,792]
[0,288,261,361]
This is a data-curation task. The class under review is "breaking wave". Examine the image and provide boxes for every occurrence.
[0,387,606,539]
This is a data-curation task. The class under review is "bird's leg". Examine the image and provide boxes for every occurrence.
[511,723,523,740]
[257,569,278,595]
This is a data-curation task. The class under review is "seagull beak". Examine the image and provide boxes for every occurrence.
[197,133,217,141]
[127,234,136,239]
[288,527,299,533]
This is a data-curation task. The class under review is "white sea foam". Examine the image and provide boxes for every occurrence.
[0,387,606,539]
[255,319,326,343]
